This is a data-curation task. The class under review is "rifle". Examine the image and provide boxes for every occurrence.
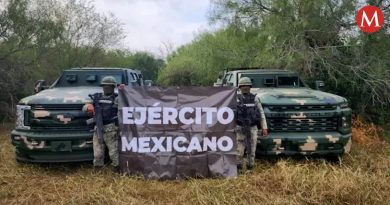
[89,93,104,144]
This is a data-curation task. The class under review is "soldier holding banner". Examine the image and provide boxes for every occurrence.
[236,77,268,172]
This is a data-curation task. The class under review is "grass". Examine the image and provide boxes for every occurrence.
[0,122,389,205]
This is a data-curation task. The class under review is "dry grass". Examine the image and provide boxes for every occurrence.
[352,116,383,146]
[1,123,390,205]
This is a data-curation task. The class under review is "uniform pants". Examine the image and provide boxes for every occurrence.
[236,125,258,167]
[93,123,119,167]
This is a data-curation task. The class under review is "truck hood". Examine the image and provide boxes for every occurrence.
[19,87,103,105]
[250,88,347,106]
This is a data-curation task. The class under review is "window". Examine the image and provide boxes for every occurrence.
[223,74,231,85]
[278,76,299,87]
[228,73,235,85]
[55,71,124,87]
[240,73,264,88]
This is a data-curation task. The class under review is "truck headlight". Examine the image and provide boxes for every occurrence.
[16,105,31,130]
[340,102,349,109]
[340,115,352,128]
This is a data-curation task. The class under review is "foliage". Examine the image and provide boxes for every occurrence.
[158,28,263,86]
[100,50,165,81]
[0,0,163,121]
[159,0,390,123]
[352,116,383,145]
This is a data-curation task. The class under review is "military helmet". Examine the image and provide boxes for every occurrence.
[238,77,252,87]
[100,76,116,86]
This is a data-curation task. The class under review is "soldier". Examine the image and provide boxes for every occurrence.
[83,76,122,173]
[236,77,268,171]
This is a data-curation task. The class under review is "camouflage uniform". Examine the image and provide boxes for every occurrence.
[236,77,268,169]
[93,121,119,167]
[236,125,259,168]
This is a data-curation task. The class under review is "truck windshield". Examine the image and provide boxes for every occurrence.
[277,76,300,87]
[240,73,305,88]
[54,70,125,87]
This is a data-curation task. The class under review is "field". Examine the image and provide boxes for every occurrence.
[0,122,389,205]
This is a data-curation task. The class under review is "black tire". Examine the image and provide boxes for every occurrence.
[325,155,342,163]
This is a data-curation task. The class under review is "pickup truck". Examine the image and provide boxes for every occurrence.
[215,68,352,157]
[11,67,144,162]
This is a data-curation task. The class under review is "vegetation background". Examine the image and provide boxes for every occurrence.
[0,0,389,204]
[158,0,390,126]
[0,0,165,122]
[0,0,389,126]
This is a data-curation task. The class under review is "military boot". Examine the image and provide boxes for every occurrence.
[112,166,120,174]
[237,164,243,174]
[247,164,254,171]
[93,166,104,174]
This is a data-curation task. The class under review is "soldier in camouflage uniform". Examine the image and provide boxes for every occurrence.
[83,76,120,173]
[236,77,268,171]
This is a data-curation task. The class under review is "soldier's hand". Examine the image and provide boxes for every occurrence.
[262,129,268,137]
[82,103,95,115]
[118,84,125,90]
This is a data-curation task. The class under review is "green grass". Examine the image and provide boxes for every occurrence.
[1,124,389,205]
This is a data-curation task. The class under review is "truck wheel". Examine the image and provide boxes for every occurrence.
[325,155,341,163]
[16,158,27,164]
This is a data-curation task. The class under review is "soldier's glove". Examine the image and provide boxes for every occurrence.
[261,129,268,137]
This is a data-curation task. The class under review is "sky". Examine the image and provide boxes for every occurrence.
[93,0,213,57]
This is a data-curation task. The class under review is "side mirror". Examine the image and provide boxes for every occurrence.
[315,80,325,91]
[218,71,224,79]
[34,80,47,93]
[144,80,154,86]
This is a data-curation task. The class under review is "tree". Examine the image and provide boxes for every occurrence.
[93,50,165,82]
[160,0,390,123]
[0,0,125,121]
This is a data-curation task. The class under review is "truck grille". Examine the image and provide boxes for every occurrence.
[268,117,338,132]
[28,104,92,131]
[268,105,337,112]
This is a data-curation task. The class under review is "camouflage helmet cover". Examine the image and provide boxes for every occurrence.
[100,76,117,86]
[238,77,252,87]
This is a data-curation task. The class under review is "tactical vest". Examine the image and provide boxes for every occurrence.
[98,93,118,125]
[237,93,261,126]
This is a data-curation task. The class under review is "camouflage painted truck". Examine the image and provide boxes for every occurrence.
[215,68,352,157]
[11,67,144,162]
